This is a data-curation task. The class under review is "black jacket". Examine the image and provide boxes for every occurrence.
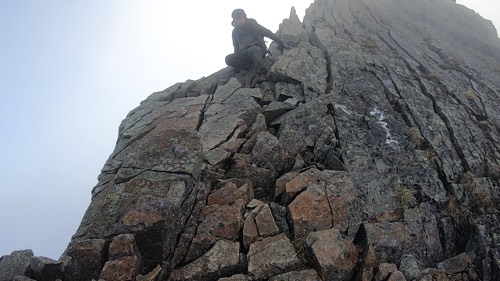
[232,18,283,53]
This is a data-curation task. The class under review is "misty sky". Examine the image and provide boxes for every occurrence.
[0,0,498,260]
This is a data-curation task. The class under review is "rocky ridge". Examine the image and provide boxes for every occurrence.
[1,0,500,280]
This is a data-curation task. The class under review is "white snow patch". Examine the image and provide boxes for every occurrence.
[370,108,399,148]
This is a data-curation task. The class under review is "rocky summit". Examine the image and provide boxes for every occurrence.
[2,0,500,280]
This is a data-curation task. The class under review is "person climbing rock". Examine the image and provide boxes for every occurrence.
[225,9,288,81]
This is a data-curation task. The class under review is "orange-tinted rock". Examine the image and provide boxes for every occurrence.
[169,240,240,281]
[387,271,407,281]
[63,239,107,281]
[306,228,358,281]
[108,234,140,260]
[99,256,141,281]
[255,204,280,237]
[185,204,243,262]
[375,263,398,281]
[288,170,355,238]
[207,182,238,206]
[248,234,300,280]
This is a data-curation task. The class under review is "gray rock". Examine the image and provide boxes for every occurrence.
[272,95,337,162]
[306,229,357,281]
[437,253,473,274]
[30,256,63,281]
[254,204,280,238]
[262,101,287,125]
[387,270,407,281]
[277,7,309,47]
[271,46,328,95]
[63,239,107,281]
[288,169,355,237]
[168,240,240,281]
[399,255,421,281]
[108,233,141,261]
[283,98,301,109]
[274,82,303,101]
[99,256,141,281]
[251,131,287,173]
[243,205,263,249]
[185,204,243,263]
[374,263,398,281]
[438,217,458,257]
[247,234,300,280]
[0,250,33,281]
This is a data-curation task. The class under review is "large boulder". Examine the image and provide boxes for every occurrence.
[247,234,300,280]
[287,169,355,238]
[0,250,33,281]
[306,229,358,281]
[168,240,241,281]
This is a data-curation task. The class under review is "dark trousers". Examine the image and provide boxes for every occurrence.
[225,45,266,72]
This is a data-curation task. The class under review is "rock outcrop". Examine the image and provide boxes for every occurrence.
[2,0,499,280]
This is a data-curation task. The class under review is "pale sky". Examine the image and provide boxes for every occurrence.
[0,0,498,260]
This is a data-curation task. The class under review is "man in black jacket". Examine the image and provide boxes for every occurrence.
[225,9,286,79]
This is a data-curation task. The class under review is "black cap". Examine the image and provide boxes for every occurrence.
[231,9,246,18]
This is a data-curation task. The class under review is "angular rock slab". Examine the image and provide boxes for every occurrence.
[247,234,300,280]
[243,204,280,249]
[306,229,358,281]
[185,204,243,263]
[255,204,280,238]
[115,129,203,183]
[437,253,473,274]
[272,94,336,159]
[288,169,355,238]
[375,263,398,281]
[30,256,63,281]
[108,233,141,261]
[361,219,442,267]
[251,131,288,173]
[243,205,263,249]
[271,46,328,95]
[200,78,261,151]
[0,250,33,281]
[168,240,240,281]
[63,239,107,281]
[99,256,141,281]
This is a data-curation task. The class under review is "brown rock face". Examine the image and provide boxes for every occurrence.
[0,250,33,281]
[98,234,142,281]
[63,239,107,281]
[99,256,141,281]
[247,234,300,280]
[287,169,355,237]
[168,240,240,281]
[6,0,500,280]
[306,229,358,281]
